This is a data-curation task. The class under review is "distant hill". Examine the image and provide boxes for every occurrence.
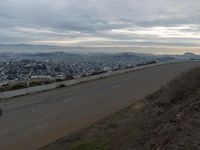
[182,52,200,59]
[0,44,199,61]
[0,44,72,53]
[172,52,200,60]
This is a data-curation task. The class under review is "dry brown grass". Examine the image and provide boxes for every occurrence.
[149,67,200,103]
[40,67,200,150]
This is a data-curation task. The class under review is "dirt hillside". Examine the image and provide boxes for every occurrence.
[40,67,200,150]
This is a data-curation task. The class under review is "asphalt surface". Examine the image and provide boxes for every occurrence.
[0,62,199,150]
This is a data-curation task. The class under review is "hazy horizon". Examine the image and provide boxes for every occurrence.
[0,44,200,55]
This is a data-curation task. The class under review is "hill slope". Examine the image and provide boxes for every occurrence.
[40,67,200,150]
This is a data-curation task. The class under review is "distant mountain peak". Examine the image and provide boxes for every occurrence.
[183,52,196,56]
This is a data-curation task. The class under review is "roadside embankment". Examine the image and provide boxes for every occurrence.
[40,67,200,150]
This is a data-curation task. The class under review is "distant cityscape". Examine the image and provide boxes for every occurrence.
[0,51,199,91]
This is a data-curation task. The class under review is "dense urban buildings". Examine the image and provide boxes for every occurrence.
[0,51,198,90]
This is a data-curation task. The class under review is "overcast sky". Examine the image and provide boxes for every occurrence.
[0,0,200,53]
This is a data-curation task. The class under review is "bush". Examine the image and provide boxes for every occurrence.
[10,84,26,90]
[57,84,66,88]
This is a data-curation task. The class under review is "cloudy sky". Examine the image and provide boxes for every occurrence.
[0,0,200,53]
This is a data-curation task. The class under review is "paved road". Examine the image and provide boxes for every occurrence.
[0,62,199,150]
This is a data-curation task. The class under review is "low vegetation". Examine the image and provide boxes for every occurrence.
[56,84,66,88]
[40,67,200,150]
[0,80,52,92]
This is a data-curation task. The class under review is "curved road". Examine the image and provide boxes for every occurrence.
[0,62,200,150]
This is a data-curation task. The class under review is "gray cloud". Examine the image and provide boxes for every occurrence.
[0,0,200,48]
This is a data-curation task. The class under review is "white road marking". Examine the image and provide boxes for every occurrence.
[112,84,121,89]
[64,98,74,103]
